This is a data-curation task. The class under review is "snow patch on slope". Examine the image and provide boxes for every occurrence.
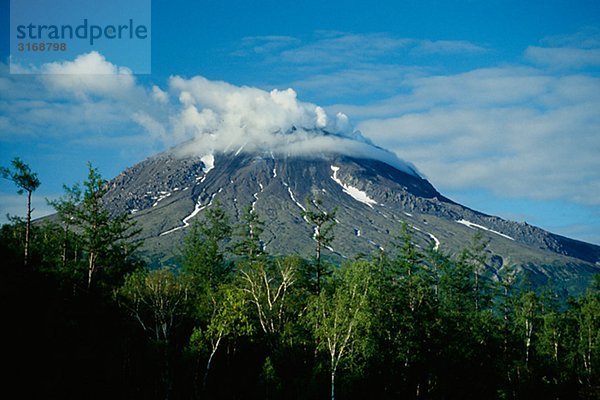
[410,224,441,251]
[152,191,172,207]
[283,182,306,212]
[456,219,514,241]
[252,182,264,212]
[428,232,441,251]
[330,165,378,208]
[201,153,215,174]
[160,191,219,236]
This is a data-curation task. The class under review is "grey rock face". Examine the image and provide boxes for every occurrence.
[102,149,600,291]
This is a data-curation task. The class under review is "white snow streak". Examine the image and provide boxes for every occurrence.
[160,191,218,236]
[251,182,264,211]
[410,224,440,251]
[456,219,515,240]
[152,191,172,207]
[283,182,306,212]
[330,165,377,208]
[428,232,441,251]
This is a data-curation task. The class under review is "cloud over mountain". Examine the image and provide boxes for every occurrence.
[137,74,419,175]
[5,52,419,176]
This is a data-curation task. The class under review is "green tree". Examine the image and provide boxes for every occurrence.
[573,282,600,391]
[308,260,373,400]
[239,257,297,340]
[233,205,265,265]
[52,163,140,289]
[48,183,81,270]
[459,232,490,312]
[515,290,540,369]
[189,285,253,390]
[302,197,337,295]
[1,157,41,266]
[116,266,190,398]
[116,267,190,343]
[182,202,232,301]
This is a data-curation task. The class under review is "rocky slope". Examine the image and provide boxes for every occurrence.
[101,148,600,293]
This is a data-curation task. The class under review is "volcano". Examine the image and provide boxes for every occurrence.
[101,145,600,293]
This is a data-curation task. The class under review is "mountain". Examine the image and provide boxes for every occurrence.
[102,147,600,293]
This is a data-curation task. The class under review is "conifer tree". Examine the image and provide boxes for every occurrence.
[52,162,140,289]
[302,197,337,295]
[1,157,40,266]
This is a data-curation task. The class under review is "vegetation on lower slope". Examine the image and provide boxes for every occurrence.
[2,159,599,399]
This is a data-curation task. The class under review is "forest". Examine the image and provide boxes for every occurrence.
[1,159,599,400]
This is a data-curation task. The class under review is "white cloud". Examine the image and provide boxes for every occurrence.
[152,85,169,103]
[357,67,600,205]
[2,44,598,217]
[237,32,485,67]
[415,40,487,54]
[233,35,301,56]
[525,46,600,69]
[160,75,417,174]
[39,52,137,99]
[525,28,600,69]
[0,53,163,144]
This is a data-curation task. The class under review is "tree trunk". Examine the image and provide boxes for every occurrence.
[62,224,69,268]
[525,320,532,367]
[203,337,221,391]
[24,190,32,267]
[474,271,479,312]
[316,238,322,295]
[331,366,336,400]
[87,251,95,289]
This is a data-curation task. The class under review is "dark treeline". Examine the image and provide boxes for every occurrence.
[1,160,599,399]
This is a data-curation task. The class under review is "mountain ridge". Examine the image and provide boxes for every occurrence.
[101,148,600,287]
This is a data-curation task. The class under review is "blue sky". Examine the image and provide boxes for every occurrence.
[1,0,599,244]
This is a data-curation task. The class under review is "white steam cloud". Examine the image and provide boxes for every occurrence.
[142,75,419,176]
[7,52,419,176]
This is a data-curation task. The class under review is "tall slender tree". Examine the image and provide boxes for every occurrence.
[52,163,140,289]
[182,201,232,294]
[233,205,265,266]
[309,260,373,400]
[1,157,40,266]
[302,197,337,295]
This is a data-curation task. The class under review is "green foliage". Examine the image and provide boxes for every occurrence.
[50,162,141,289]
[302,197,337,295]
[116,267,190,343]
[3,160,600,399]
[1,157,41,266]
[189,285,253,353]
[0,157,41,196]
[232,204,266,264]
[182,201,232,294]
[308,260,373,399]
[238,256,297,340]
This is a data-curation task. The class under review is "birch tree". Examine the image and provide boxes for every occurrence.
[515,290,539,368]
[239,257,296,339]
[189,286,253,390]
[116,267,190,343]
[309,260,372,400]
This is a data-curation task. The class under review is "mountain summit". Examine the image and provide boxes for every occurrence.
[102,144,600,292]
